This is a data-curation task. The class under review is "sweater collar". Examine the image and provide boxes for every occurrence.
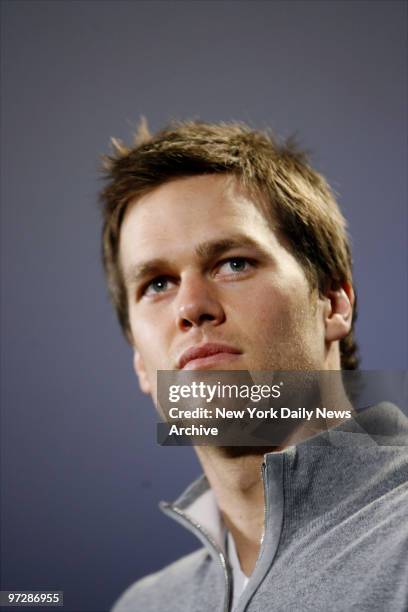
[161,402,408,550]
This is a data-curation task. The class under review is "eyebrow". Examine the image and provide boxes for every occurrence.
[122,233,270,288]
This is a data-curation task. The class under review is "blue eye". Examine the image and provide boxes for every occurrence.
[144,276,172,296]
[218,257,251,275]
[227,258,248,272]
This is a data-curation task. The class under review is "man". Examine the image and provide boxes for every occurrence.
[99,120,408,611]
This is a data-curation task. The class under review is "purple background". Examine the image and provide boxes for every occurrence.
[1,1,407,611]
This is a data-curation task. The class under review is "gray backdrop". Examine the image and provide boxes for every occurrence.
[1,1,407,611]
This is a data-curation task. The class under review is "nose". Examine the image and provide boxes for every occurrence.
[175,273,225,331]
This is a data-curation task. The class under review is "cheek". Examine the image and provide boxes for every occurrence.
[231,279,303,323]
[129,316,156,360]
[228,277,319,346]
[129,309,172,370]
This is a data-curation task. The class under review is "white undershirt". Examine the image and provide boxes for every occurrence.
[227,530,250,610]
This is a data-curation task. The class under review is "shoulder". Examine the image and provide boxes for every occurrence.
[111,547,212,612]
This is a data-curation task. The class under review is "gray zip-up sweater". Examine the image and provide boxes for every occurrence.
[113,403,408,611]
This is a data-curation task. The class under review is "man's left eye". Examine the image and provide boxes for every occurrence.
[217,257,252,275]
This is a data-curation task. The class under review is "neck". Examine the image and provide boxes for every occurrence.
[195,447,265,576]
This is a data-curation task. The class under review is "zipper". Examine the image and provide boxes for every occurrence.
[232,458,275,612]
[260,459,270,547]
[161,503,232,612]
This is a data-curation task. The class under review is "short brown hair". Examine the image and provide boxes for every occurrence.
[99,119,359,369]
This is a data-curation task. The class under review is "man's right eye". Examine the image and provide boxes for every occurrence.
[143,276,174,297]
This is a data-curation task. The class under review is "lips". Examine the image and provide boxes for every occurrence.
[178,343,242,370]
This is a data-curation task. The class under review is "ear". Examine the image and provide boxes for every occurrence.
[323,282,354,343]
[133,350,151,394]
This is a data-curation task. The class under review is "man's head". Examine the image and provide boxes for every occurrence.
[99,120,358,394]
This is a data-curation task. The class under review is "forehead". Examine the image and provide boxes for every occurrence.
[119,175,278,266]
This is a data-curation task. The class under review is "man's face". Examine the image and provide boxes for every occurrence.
[119,174,329,396]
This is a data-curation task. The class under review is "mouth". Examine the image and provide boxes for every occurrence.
[178,343,242,371]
